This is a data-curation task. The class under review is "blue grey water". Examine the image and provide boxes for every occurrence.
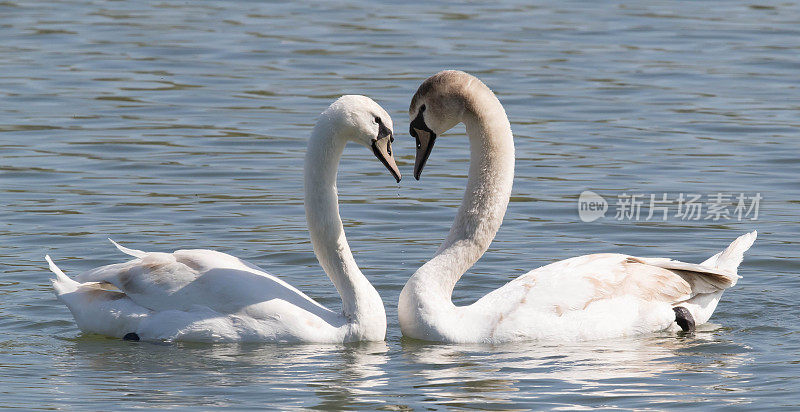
[1,0,799,409]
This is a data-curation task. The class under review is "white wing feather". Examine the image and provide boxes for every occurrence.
[48,244,345,342]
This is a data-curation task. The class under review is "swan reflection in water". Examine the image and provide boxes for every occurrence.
[51,337,391,409]
[48,328,749,409]
[399,325,752,408]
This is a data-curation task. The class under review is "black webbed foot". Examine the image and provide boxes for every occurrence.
[123,332,140,341]
[673,306,696,332]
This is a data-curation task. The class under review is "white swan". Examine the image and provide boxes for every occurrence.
[399,70,756,343]
[47,95,401,343]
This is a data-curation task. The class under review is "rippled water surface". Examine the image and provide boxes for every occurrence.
[2,0,799,409]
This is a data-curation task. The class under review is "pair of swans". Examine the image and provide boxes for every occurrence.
[48,71,756,343]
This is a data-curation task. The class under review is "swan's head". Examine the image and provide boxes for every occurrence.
[323,95,401,182]
[409,70,490,180]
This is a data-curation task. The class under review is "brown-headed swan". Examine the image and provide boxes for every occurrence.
[399,70,755,343]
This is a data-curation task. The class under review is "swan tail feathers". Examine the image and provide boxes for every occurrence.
[46,255,80,296]
[636,231,756,293]
[670,231,756,327]
[47,255,150,339]
[108,238,147,258]
[702,230,757,277]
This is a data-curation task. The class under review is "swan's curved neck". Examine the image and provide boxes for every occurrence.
[413,93,515,301]
[304,121,384,328]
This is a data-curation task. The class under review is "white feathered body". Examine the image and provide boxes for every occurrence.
[400,231,756,343]
[49,245,353,342]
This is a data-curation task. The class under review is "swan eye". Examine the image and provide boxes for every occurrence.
[375,117,382,124]
[420,104,426,113]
